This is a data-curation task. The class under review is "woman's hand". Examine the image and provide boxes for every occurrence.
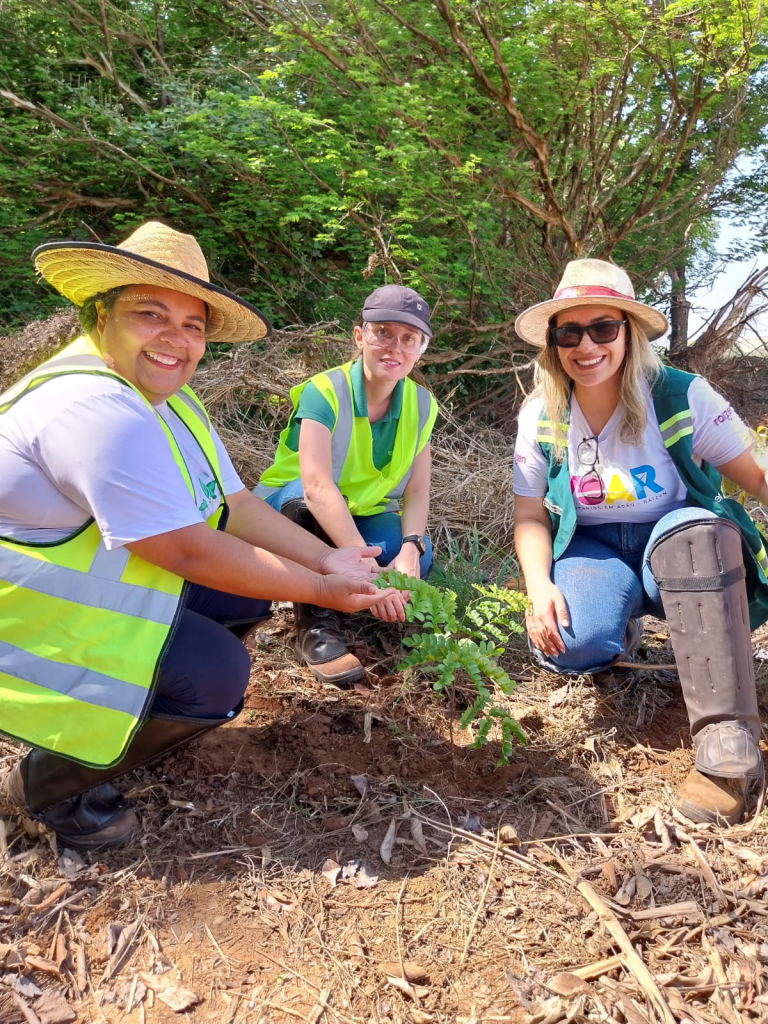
[316,575,396,614]
[369,590,409,623]
[366,542,422,621]
[316,545,382,583]
[388,543,421,580]
[524,579,569,658]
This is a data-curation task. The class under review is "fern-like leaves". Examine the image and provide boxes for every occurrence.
[375,570,530,761]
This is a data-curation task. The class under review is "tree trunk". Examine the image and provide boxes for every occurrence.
[668,264,691,367]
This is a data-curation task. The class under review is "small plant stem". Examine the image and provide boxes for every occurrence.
[449,680,455,768]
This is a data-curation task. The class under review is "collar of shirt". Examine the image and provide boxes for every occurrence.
[350,357,404,422]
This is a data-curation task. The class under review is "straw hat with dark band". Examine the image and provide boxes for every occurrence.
[515,258,669,348]
[33,221,271,344]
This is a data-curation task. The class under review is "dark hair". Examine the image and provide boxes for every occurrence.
[78,286,127,332]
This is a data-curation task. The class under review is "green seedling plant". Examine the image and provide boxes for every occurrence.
[377,570,530,763]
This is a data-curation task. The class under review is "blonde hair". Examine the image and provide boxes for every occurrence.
[530,313,662,463]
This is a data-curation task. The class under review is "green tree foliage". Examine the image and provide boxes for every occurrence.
[1,0,766,385]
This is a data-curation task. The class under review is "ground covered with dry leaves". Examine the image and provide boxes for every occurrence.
[4,318,768,1023]
[3,610,768,1024]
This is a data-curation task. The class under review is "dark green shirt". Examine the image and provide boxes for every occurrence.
[287,358,404,472]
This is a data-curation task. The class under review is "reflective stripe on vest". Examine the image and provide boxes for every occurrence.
[383,386,433,508]
[1,543,177,624]
[256,362,437,516]
[536,419,568,446]
[0,636,150,719]
[326,367,354,482]
[0,336,223,767]
[658,409,694,448]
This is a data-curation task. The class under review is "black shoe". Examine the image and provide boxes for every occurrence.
[3,764,138,850]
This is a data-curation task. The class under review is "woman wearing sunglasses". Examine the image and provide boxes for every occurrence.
[513,259,768,826]
[256,285,438,687]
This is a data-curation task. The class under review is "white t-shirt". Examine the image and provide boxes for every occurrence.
[0,374,243,548]
[513,378,752,524]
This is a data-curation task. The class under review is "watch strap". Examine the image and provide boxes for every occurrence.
[402,534,426,556]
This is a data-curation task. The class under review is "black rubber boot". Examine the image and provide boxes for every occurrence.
[2,702,243,851]
[280,498,364,688]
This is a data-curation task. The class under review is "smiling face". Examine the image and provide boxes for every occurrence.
[95,284,207,405]
[353,321,422,386]
[554,304,627,390]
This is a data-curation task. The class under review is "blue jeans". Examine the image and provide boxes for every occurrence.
[263,478,433,577]
[535,506,719,675]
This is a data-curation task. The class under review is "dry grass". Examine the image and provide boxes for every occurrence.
[0,309,80,391]
[4,316,768,1022]
[176,326,517,551]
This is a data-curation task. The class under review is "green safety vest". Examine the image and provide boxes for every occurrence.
[535,366,768,631]
[0,335,225,767]
[256,361,438,517]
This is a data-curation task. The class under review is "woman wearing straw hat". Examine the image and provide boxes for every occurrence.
[513,259,768,826]
[256,285,438,687]
[0,221,394,850]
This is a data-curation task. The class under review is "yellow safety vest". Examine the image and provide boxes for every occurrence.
[0,336,224,767]
[256,361,437,516]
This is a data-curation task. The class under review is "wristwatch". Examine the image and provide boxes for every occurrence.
[402,534,426,556]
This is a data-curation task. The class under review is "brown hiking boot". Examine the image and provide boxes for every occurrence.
[279,499,366,688]
[306,649,365,688]
[294,602,364,688]
[674,768,747,826]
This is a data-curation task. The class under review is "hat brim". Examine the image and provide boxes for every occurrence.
[33,242,271,344]
[361,307,432,338]
[515,295,668,348]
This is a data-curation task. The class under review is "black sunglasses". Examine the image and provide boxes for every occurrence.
[549,318,627,349]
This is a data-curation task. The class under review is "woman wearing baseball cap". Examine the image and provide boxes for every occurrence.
[0,221,393,850]
[257,285,438,687]
[513,258,768,826]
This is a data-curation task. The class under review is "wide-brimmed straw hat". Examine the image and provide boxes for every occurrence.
[515,259,668,347]
[33,221,271,343]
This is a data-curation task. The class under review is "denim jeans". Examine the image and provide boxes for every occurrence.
[263,478,433,577]
[534,505,718,675]
[151,585,271,719]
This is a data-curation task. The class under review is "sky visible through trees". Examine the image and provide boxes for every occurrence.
[1,0,767,381]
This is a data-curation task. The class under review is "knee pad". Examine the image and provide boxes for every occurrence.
[648,517,749,654]
[649,516,760,774]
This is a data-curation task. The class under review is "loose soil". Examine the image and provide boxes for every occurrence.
[2,610,768,1024]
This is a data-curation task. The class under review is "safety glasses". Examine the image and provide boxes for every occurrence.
[364,322,424,354]
[550,318,627,349]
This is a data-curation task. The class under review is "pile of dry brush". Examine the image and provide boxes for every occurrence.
[5,305,768,558]
[0,314,519,552]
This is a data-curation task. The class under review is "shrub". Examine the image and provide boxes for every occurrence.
[377,571,530,763]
